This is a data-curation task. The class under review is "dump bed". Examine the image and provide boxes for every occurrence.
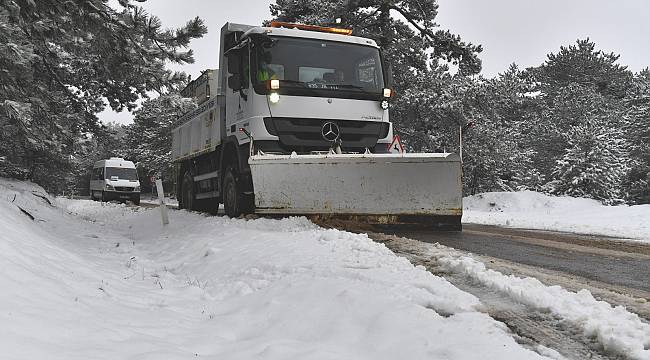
[171,70,222,162]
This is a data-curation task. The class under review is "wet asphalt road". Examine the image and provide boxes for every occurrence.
[381,224,650,294]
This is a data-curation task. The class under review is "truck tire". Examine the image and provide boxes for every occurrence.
[131,195,140,206]
[181,172,195,210]
[223,168,253,218]
[101,191,106,202]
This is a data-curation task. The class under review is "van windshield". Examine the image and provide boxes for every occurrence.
[252,37,384,100]
[105,167,138,181]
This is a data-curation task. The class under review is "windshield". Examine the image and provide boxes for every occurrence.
[252,37,385,100]
[105,167,138,181]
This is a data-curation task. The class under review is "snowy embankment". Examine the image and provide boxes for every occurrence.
[464,191,650,242]
[0,179,548,360]
[428,246,650,360]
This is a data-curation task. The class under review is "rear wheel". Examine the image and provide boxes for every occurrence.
[180,172,195,211]
[131,195,140,206]
[100,191,106,202]
[223,168,254,218]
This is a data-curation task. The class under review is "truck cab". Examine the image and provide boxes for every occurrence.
[222,22,394,154]
[89,158,141,205]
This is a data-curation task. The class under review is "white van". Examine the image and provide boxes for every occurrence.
[90,158,141,205]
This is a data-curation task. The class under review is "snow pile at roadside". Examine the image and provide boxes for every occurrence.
[464,191,650,242]
[140,194,179,207]
[0,179,549,360]
[429,245,650,360]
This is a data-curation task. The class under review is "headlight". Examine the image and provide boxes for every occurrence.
[380,100,389,110]
[269,92,280,104]
[105,184,114,190]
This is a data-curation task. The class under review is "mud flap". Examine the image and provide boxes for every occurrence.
[249,153,463,229]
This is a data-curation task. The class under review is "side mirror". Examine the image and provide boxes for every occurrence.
[386,64,394,88]
[228,74,242,90]
[227,53,240,75]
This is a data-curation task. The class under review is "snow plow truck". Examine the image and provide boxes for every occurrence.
[171,22,463,230]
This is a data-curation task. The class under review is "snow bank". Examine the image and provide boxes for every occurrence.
[429,246,650,359]
[140,194,179,207]
[0,179,548,360]
[464,191,650,242]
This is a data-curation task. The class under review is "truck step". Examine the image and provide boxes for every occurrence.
[195,191,220,200]
[194,171,220,182]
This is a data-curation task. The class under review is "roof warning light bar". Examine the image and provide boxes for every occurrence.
[270,21,353,36]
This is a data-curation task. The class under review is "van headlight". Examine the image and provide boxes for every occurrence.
[269,92,280,104]
[105,184,114,190]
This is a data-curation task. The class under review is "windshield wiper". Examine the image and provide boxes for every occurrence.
[333,84,363,89]
[328,84,378,94]
[279,80,305,84]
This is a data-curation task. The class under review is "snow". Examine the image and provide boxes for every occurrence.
[464,191,650,242]
[429,245,650,360]
[140,194,179,207]
[0,179,549,360]
[535,345,567,360]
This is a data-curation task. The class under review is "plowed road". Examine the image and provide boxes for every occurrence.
[378,224,650,294]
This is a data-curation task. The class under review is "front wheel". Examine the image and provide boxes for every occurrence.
[223,168,254,218]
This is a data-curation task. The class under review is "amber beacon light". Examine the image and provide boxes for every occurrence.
[270,21,353,36]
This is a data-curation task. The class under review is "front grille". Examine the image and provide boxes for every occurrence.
[115,187,133,192]
[264,117,385,152]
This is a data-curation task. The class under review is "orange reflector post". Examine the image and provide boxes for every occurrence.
[270,21,353,36]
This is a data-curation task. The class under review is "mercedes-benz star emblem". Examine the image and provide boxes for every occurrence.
[321,122,340,142]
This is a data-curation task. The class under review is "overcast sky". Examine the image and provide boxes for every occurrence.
[101,0,650,124]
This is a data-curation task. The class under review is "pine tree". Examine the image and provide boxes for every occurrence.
[123,94,196,191]
[549,120,629,204]
[622,69,650,203]
[531,38,633,100]
[0,0,206,191]
[520,40,635,202]
[543,84,629,203]
[460,65,544,194]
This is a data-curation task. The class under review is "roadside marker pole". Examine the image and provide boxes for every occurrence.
[155,179,169,225]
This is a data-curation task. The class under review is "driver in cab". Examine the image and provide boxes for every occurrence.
[257,51,278,82]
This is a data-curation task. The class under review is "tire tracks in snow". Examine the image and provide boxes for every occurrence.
[366,232,647,360]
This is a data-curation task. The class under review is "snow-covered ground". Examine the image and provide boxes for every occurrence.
[464,191,650,243]
[1,179,552,360]
[140,194,179,207]
[429,246,650,359]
